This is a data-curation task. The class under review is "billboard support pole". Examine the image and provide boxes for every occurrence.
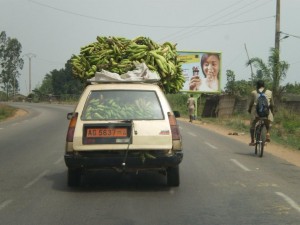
[194,93,201,120]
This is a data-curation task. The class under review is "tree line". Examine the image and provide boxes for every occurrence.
[30,59,85,102]
[225,47,299,101]
[0,31,299,102]
[0,31,24,99]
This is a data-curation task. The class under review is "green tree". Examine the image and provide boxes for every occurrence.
[36,59,84,100]
[0,31,24,99]
[225,70,253,97]
[52,59,84,96]
[284,82,300,94]
[235,80,253,97]
[246,47,289,101]
[225,70,237,95]
[38,74,53,95]
[32,73,53,101]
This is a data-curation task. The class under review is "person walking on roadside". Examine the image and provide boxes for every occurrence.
[187,94,196,123]
[248,80,274,146]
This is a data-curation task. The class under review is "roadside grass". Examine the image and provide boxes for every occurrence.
[272,107,300,150]
[0,103,16,121]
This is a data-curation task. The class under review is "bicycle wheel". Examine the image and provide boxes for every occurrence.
[259,125,267,157]
[255,128,260,155]
[254,125,260,155]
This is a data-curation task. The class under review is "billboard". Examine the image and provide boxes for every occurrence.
[178,51,222,93]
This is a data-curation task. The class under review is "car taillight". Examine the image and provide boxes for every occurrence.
[168,112,180,140]
[66,113,78,142]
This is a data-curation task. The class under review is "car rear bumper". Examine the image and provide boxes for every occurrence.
[64,151,183,170]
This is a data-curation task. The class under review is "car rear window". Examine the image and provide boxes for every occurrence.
[81,90,164,120]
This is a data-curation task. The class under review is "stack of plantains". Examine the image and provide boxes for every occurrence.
[71,36,185,93]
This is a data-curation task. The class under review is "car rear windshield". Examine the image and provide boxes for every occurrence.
[81,90,164,120]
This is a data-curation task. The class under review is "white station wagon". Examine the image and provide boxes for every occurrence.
[65,71,183,187]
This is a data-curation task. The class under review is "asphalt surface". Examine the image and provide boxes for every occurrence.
[0,102,300,225]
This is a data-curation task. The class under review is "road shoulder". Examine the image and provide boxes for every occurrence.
[5,108,28,121]
[178,118,300,168]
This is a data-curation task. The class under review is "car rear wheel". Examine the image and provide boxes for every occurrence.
[68,169,81,187]
[167,166,180,187]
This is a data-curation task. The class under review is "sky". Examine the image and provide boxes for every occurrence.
[1,0,299,95]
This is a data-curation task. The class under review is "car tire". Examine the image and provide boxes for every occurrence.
[68,169,81,187]
[167,166,180,187]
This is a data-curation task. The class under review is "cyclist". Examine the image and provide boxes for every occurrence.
[248,80,274,146]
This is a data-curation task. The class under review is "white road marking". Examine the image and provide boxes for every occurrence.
[230,159,251,171]
[0,199,13,211]
[24,170,49,189]
[276,192,300,213]
[187,132,197,137]
[54,157,63,165]
[205,142,218,149]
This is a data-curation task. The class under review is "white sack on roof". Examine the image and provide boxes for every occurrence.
[88,62,160,83]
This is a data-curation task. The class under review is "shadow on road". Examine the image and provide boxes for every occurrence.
[233,151,261,158]
[45,170,172,192]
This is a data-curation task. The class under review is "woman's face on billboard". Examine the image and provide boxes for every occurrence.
[202,55,220,80]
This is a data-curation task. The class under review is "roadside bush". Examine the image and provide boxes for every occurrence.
[223,117,248,131]
[166,93,189,117]
[0,104,16,121]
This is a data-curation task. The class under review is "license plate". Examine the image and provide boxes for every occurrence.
[86,128,127,138]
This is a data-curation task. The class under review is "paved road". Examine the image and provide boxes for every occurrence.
[1,102,300,225]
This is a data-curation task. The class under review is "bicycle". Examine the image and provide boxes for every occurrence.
[254,117,268,157]
[254,118,267,157]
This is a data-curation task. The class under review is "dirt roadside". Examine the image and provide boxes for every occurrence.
[178,118,300,168]
[2,108,28,122]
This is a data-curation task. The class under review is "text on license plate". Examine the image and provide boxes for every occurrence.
[86,128,127,138]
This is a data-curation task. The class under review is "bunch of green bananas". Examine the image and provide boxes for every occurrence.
[71,36,185,93]
[83,98,156,120]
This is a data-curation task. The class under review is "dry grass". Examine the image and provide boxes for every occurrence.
[0,103,16,121]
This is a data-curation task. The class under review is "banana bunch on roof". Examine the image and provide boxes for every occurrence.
[71,36,185,93]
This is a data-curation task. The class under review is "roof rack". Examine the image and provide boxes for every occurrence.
[86,79,159,85]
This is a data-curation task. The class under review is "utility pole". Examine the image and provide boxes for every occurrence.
[24,53,36,95]
[274,0,281,102]
[275,0,280,52]
[244,43,254,84]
